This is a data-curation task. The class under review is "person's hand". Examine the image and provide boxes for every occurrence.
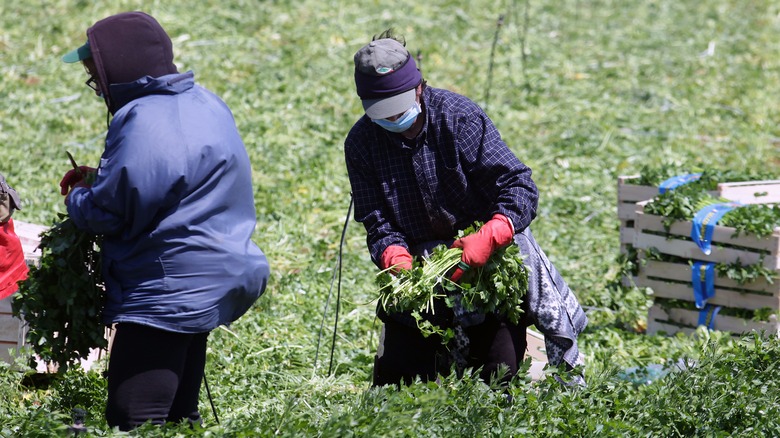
[60,166,96,196]
[450,214,514,281]
[380,245,413,274]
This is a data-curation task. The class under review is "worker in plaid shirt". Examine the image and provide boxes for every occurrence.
[345,29,588,388]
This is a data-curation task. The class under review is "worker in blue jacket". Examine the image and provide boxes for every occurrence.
[59,11,269,431]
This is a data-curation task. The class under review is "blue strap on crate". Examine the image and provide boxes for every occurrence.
[697,304,721,330]
[658,173,702,194]
[691,261,716,309]
[690,202,743,255]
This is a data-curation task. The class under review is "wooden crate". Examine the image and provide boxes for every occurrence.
[0,296,25,365]
[647,304,780,337]
[617,177,780,253]
[633,204,780,269]
[0,220,45,364]
[637,259,780,311]
[617,175,658,254]
[634,202,780,336]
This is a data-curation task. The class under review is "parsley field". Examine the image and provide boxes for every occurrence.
[2,0,780,436]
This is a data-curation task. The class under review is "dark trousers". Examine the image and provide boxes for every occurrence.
[105,323,209,431]
[373,313,528,387]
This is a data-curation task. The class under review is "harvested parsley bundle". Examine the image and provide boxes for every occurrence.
[376,227,528,340]
[12,215,106,373]
[455,243,528,325]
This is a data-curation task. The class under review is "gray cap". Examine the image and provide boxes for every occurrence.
[354,39,421,119]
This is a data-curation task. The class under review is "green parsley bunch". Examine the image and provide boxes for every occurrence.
[12,215,106,373]
[376,224,529,341]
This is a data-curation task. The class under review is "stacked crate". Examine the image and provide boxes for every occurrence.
[0,220,45,364]
[623,179,780,337]
[617,176,720,287]
[618,178,780,251]
[0,297,24,365]
[616,176,661,287]
[617,176,662,256]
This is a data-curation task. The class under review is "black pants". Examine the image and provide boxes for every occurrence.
[105,323,209,431]
[373,313,527,387]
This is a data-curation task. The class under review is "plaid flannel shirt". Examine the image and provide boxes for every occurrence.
[345,87,538,266]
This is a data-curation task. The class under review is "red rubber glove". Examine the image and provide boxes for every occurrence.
[380,245,413,273]
[59,166,96,196]
[451,214,514,280]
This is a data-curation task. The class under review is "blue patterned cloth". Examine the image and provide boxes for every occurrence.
[515,228,587,373]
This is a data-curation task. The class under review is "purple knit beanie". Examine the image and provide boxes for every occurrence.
[354,38,422,119]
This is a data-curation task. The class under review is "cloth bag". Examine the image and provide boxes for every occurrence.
[0,173,22,223]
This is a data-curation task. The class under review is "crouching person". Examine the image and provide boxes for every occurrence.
[344,30,587,387]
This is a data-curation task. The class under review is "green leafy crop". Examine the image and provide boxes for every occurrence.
[645,186,780,238]
[12,215,106,373]
[637,164,776,190]
[376,224,528,343]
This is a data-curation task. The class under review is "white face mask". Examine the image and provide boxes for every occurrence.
[372,102,421,133]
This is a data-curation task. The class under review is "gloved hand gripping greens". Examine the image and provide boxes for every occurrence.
[381,245,413,273]
[450,213,514,282]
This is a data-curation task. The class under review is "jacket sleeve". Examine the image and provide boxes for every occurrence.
[457,108,538,232]
[344,124,408,267]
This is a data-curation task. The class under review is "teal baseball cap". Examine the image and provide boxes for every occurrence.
[62,41,91,63]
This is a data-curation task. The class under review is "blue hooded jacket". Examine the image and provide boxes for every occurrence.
[67,12,269,333]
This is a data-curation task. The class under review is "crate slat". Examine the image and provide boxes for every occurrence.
[718,180,780,205]
[0,315,22,344]
[642,259,780,295]
[635,232,780,269]
[648,304,779,336]
[620,227,635,246]
[617,175,658,203]
[637,276,780,311]
[0,296,12,314]
[634,205,780,269]
[646,319,697,336]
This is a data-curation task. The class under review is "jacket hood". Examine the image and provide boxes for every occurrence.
[86,11,178,113]
[109,71,195,112]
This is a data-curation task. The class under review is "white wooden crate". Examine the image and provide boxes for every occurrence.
[633,202,780,337]
[633,204,780,269]
[617,176,780,254]
[0,295,25,365]
[0,220,46,364]
[637,258,780,311]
